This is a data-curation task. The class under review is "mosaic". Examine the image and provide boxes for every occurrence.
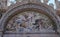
[6,11,54,33]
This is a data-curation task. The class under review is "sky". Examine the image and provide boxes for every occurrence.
[8,0,60,9]
[7,0,16,6]
[41,0,56,9]
[48,0,56,9]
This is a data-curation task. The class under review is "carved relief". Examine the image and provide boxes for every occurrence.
[6,11,54,33]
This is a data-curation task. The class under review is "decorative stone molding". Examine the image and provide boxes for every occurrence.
[0,1,60,37]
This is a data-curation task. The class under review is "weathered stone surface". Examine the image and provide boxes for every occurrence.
[3,34,60,37]
[0,1,60,37]
[0,3,59,31]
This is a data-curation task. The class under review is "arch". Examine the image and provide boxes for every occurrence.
[0,2,60,35]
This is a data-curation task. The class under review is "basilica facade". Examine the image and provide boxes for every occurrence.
[0,0,60,37]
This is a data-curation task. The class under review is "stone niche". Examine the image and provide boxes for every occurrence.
[0,1,60,37]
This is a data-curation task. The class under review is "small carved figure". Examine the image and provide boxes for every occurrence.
[33,19,43,30]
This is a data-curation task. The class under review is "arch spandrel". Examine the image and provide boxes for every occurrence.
[0,2,60,37]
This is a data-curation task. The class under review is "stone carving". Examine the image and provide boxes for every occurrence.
[6,11,54,33]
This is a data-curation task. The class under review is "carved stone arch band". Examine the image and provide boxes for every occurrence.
[0,3,60,34]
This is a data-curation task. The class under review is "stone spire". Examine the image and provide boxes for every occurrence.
[55,0,60,10]
[0,0,7,9]
[43,0,49,4]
